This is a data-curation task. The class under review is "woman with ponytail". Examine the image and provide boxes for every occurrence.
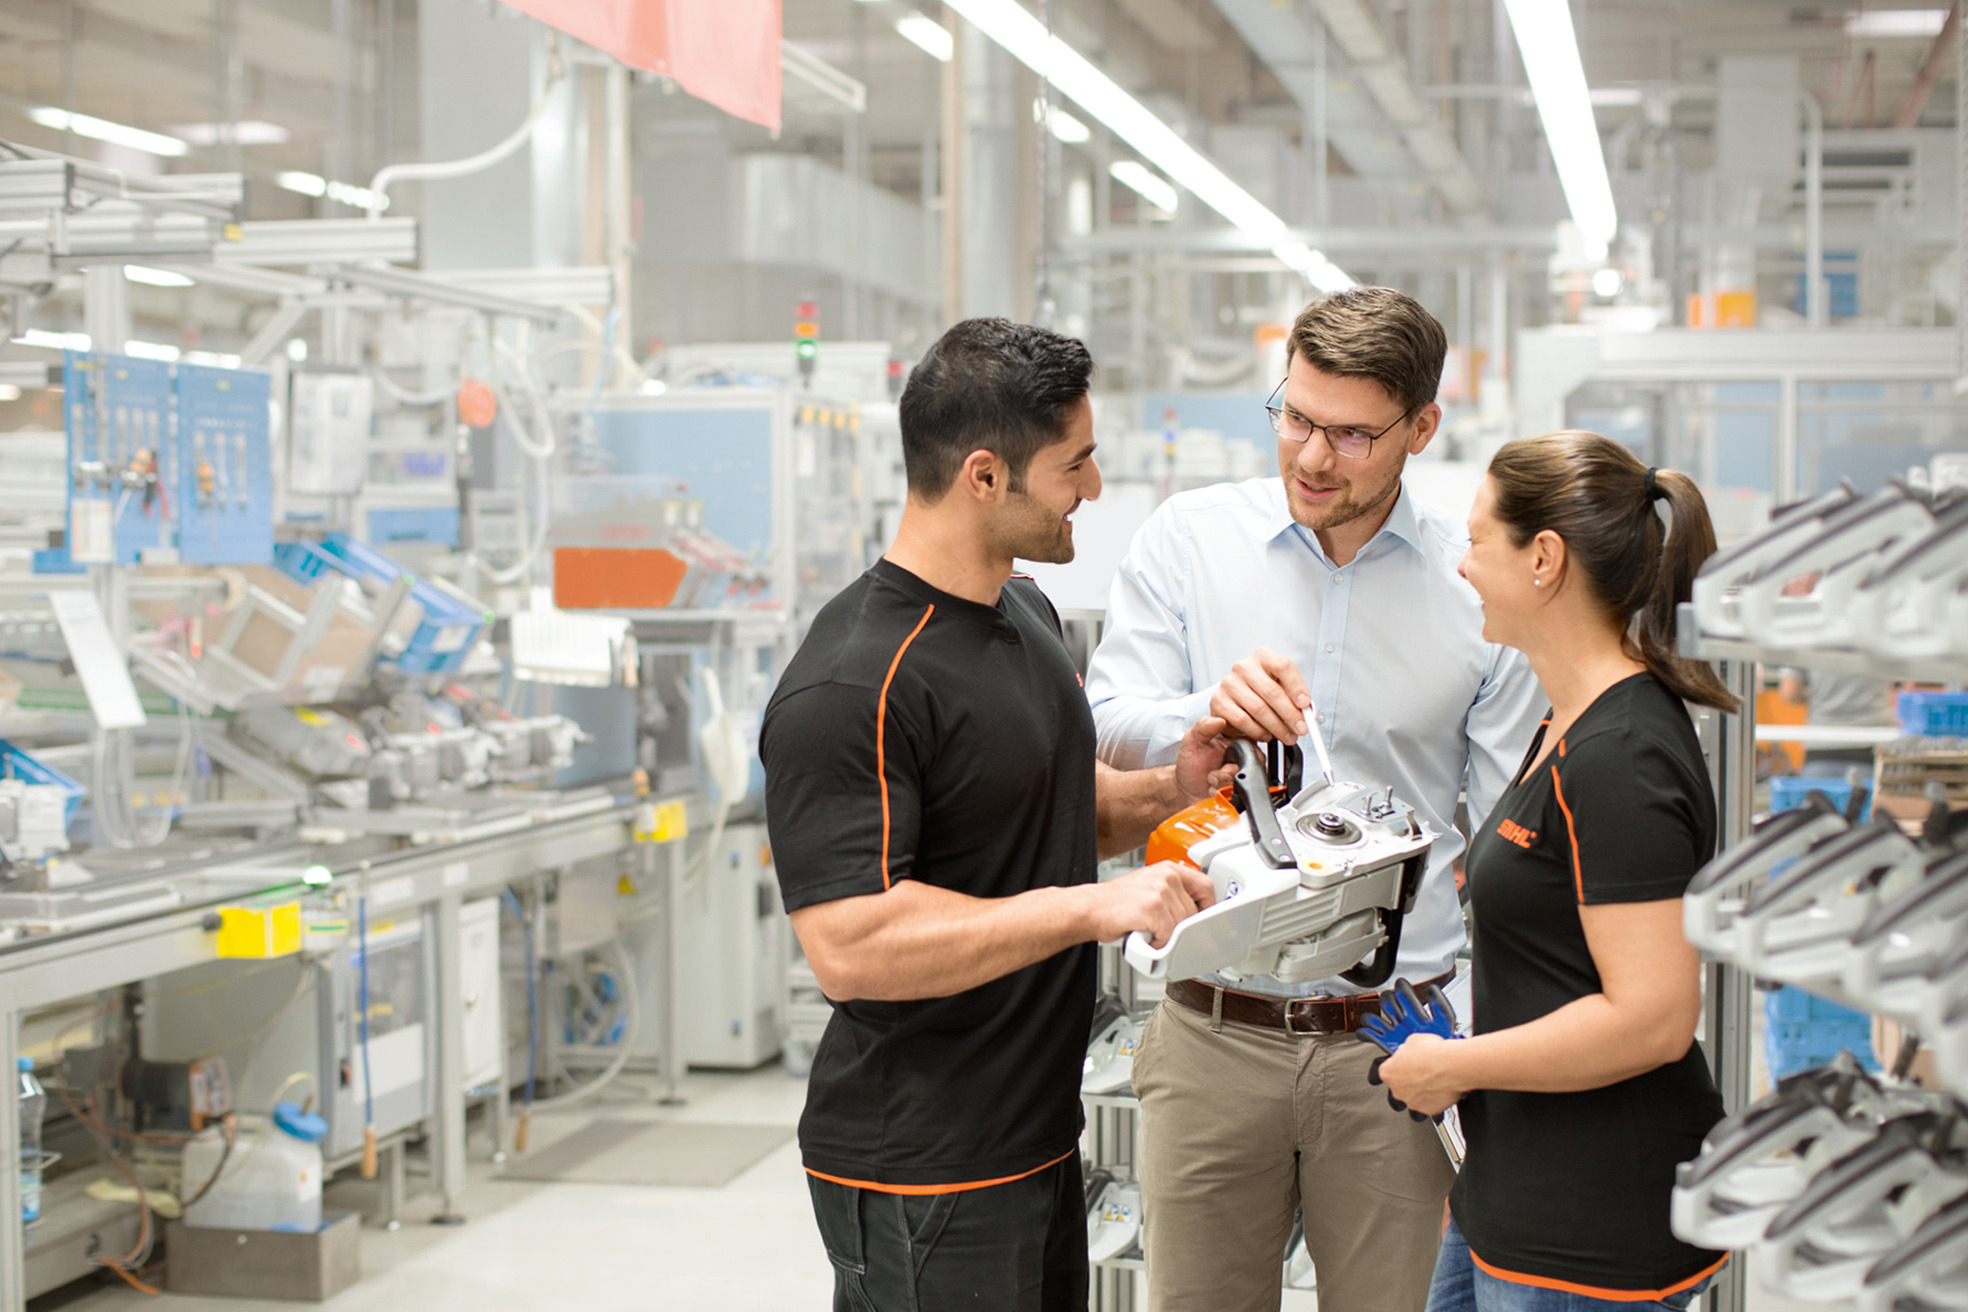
[1378,431,1734,1312]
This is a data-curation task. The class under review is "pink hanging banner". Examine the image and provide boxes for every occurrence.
[501,0,782,133]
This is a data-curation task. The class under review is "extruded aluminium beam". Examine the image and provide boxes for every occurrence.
[327,261,565,324]
[215,218,420,266]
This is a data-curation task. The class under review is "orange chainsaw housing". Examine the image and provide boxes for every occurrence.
[1146,787,1292,870]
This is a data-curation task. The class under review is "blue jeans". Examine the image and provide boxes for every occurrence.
[1427,1218,1716,1312]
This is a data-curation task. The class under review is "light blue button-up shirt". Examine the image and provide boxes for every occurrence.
[1086,476,1546,996]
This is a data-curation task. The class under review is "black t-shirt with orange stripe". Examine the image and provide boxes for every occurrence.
[761,559,1098,1191]
[1452,672,1727,1296]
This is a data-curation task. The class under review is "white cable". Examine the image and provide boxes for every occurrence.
[370,368,452,408]
[562,304,649,390]
[527,939,639,1111]
[366,36,564,219]
[490,337,557,460]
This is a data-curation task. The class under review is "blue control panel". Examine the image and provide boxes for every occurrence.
[60,351,274,568]
[176,364,273,565]
[63,352,175,566]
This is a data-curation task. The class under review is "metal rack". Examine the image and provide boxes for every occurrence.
[1678,601,1954,1312]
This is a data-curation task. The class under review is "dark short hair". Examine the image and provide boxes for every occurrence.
[898,318,1094,500]
[1289,287,1446,411]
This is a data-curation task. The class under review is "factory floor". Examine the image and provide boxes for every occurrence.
[40,1065,836,1312]
[32,1042,1812,1312]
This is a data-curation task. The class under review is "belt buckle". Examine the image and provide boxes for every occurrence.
[1283,998,1327,1037]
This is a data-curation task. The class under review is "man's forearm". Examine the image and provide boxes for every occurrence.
[1095,759,1194,858]
[791,881,1094,1002]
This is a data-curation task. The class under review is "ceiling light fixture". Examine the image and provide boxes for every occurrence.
[27,107,188,158]
[1109,161,1178,213]
[171,120,290,146]
[1036,101,1092,144]
[11,329,91,352]
[277,171,390,212]
[939,0,1351,290]
[124,266,196,289]
[1845,8,1950,36]
[896,14,956,62]
[1503,0,1618,260]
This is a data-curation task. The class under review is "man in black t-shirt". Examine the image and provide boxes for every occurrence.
[761,319,1234,1312]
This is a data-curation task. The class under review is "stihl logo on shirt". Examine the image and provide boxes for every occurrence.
[1497,818,1537,849]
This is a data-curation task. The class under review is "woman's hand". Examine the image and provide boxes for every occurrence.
[1375,1034,1465,1118]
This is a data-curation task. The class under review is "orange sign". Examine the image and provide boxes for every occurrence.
[500,0,782,133]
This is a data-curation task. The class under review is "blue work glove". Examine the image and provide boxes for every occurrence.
[1361,976,1460,1123]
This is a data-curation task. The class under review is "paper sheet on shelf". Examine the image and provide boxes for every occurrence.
[49,590,147,729]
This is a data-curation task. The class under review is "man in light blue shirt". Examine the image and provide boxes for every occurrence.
[1088,287,1544,1312]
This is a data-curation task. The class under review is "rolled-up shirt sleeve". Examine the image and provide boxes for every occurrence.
[1086,506,1215,769]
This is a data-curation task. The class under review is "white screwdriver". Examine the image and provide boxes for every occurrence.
[1304,701,1336,787]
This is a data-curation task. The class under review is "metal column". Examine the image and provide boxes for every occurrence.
[428,890,468,1221]
[658,839,687,1105]
[1701,658,1758,1312]
[1,1007,21,1312]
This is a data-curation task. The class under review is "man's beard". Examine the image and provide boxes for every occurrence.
[1282,457,1404,533]
[994,490,1076,564]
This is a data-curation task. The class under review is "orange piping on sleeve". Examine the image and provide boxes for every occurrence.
[1551,764,1584,902]
[877,606,936,891]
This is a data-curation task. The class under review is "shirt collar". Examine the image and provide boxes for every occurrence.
[1265,477,1425,561]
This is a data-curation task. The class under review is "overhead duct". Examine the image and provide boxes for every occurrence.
[1210,0,1489,222]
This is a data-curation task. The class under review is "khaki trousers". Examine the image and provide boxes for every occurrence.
[1132,997,1456,1312]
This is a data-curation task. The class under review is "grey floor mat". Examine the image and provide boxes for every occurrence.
[499,1119,793,1188]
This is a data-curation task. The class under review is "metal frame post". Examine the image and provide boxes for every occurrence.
[428,891,468,1221]
[1,1008,21,1312]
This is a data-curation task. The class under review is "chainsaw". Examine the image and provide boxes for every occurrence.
[1124,738,1435,988]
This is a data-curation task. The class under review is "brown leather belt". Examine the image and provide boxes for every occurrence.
[1165,971,1456,1037]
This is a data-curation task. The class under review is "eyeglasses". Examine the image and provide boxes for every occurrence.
[1264,378,1416,460]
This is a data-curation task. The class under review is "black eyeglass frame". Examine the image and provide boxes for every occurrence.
[1263,377,1419,460]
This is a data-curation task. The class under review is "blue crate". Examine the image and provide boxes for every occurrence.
[0,738,85,826]
[366,507,460,548]
[1765,998,1878,1079]
[1761,777,1882,1078]
[274,532,488,675]
[1897,691,1968,738]
[1768,776,1873,822]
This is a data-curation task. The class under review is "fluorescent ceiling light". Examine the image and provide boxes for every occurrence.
[277,171,390,212]
[124,340,181,362]
[172,120,290,146]
[1036,101,1091,143]
[124,265,195,288]
[940,0,1351,290]
[896,14,955,62]
[1845,8,1950,36]
[1503,0,1617,261]
[0,385,21,402]
[185,349,243,369]
[278,170,328,197]
[12,329,90,352]
[27,107,189,158]
[1109,160,1178,213]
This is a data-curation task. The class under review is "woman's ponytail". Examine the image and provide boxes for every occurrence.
[1487,433,1740,712]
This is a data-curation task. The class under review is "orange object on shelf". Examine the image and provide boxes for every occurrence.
[553,547,689,610]
[457,378,498,429]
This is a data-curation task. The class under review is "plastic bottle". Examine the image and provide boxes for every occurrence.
[17,1056,45,1224]
[181,1102,326,1232]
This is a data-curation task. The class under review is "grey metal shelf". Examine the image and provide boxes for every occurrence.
[1675,603,1968,685]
